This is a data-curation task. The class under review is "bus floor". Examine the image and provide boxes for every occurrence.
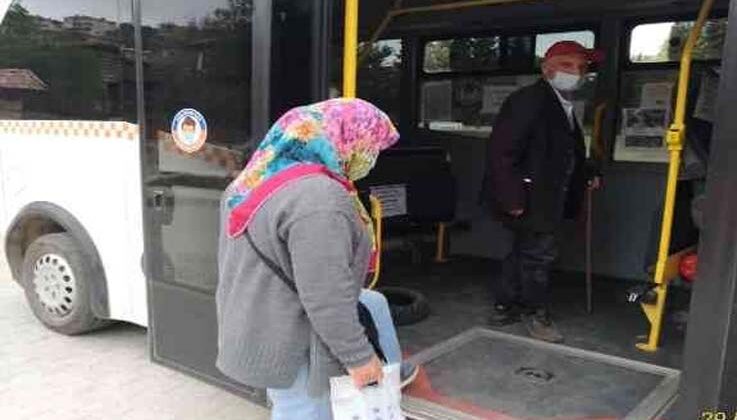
[380,256,686,419]
[381,256,686,369]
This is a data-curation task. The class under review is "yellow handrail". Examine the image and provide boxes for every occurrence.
[637,0,715,353]
[368,195,383,290]
[361,0,539,57]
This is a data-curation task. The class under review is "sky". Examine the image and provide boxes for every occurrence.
[0,0,10,20]
[630,22,675,57]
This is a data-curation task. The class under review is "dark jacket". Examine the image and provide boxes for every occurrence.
[482,79,598,232]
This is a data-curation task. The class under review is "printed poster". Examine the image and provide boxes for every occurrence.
[369,184,408,218]
[622,108,669,137]
[481,85,517,114]
[640,82,673,109]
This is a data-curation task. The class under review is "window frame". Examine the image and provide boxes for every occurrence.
[623,12,729,70]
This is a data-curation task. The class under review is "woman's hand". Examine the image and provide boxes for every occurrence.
[347,354,384,388]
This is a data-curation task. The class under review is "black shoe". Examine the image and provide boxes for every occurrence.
[489,303,521,326]
[524,310,564,343]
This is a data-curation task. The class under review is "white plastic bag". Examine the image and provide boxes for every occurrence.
[330,363,404,420]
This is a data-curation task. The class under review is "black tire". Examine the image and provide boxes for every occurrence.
[378,286,430,326]
[22,233,110,335]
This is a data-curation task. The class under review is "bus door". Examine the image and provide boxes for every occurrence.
[140,0,331,401]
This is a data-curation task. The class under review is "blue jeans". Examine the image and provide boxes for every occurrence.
[267,289,402,420]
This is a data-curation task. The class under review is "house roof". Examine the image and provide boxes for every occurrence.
[0,69,48,91]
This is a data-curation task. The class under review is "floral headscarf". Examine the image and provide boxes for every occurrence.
[226,98,399,243]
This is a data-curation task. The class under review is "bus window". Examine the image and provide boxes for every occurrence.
[423,36,502,74]
[0,0,135,122]
[419,29,597,140]
[358,39,402,125]
[630,18,727,63]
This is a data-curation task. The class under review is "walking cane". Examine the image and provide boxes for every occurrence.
[586,102,606,315]
[585,186,593,314]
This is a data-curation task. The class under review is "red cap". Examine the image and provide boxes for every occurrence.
[544,41,605,63]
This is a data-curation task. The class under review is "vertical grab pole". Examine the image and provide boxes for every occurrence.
[343,0,384,289]
[435,223,448,263]
[586,102,607,315]
[343,0,359,98]
[585,188,593,314]
[637,0,715,352]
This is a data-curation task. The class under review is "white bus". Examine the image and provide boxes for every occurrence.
[1,0,736,417]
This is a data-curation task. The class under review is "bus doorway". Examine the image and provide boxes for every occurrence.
[329,0,733,418]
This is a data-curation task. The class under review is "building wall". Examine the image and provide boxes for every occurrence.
[0,97,21,119]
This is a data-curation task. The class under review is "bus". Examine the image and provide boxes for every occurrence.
[1,0,735,418]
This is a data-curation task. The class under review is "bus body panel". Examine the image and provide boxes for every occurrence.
[0,122,147,326]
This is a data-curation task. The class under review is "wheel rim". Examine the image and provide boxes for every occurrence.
[32,253,77,318]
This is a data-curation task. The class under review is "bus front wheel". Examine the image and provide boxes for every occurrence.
[22,233,110,335]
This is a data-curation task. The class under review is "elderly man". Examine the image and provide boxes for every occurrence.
[483,41,603,343]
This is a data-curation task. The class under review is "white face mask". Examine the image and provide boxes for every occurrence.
[549,71,582,92]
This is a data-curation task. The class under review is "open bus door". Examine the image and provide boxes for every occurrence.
[139,0,332,403]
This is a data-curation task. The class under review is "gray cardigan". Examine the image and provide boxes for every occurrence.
[215,175,374,396]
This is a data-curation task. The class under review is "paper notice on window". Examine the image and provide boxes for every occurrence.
[421,80,452,122]
[481,85,517,114]
[613,134,669,163]
[622,108,669,137]
[694,72,720,123]
[640,83,673,109]
[370,185,408,218]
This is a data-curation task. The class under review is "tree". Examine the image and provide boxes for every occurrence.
[450,37,499,71]
[423,37,499,73]
[695,19,727,59]
[357,41,402,124]
[658,20,727,62]
[424,41,450,72]
[206,0,253,31]
[0,3,40,45]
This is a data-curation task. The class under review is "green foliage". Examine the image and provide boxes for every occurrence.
[357,42,402,124]
[0,3,36,43]
[0,2,108,118]
[657,20,727,62]
[424,37,500,73]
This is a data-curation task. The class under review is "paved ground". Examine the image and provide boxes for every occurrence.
[0,276,270,420]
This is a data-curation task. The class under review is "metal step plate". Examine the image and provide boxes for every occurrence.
[402,328,679,420]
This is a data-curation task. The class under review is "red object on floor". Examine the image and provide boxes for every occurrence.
[679,252,699,282]
[402,353,655,420]
[404,366,518,420]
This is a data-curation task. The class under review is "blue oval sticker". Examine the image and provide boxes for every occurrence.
[171,108,208,153]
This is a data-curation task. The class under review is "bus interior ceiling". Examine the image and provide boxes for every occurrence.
[331,0,730,413]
